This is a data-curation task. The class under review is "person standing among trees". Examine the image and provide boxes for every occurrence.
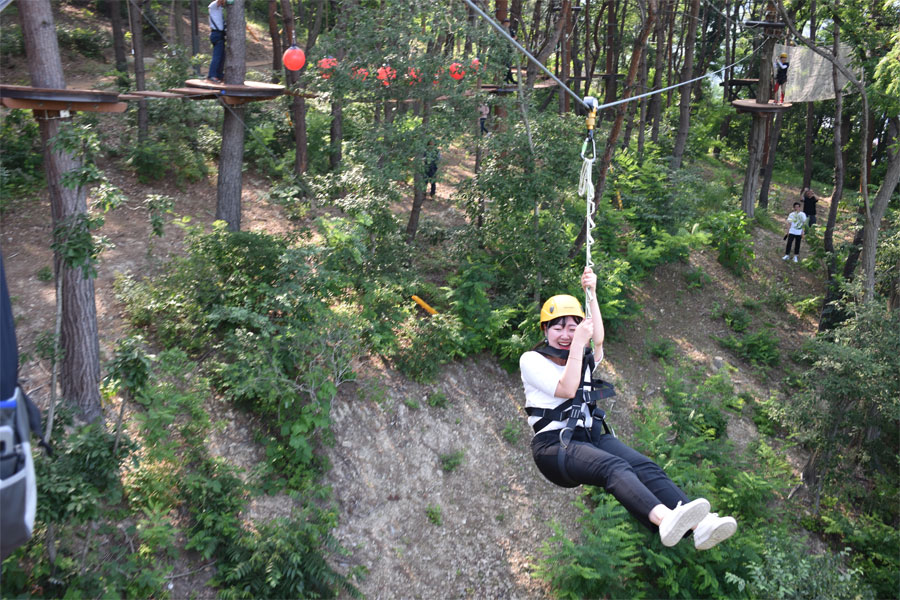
[773,52,789,104]
[207,0,228,83]
[783,201,808,262]
[801,187,818,227]
[519,267,738,550]
[424,140,440,199]
[478,103,490,136]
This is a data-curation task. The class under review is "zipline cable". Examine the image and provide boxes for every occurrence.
[459,0,762,115]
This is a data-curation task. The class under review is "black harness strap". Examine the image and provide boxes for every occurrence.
[527,344,617,442]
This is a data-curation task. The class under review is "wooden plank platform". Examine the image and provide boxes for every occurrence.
[0,84,127,112]
[732,99,793,113]
[120,90,185,100]
[183,78,285,98]
[167,88,221,100]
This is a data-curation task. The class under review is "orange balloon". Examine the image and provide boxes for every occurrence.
[449,62,465,81]
[283,46,306,71]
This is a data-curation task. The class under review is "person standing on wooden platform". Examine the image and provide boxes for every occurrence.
[207,0,228,84]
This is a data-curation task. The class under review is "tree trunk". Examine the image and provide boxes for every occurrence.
[739,33,775,217]
[757,111,784,210]
[648,0,666,142]
[18,0,103,424]
[268,0,282,81]
[571,0,656,257]
[215,0,247,231]
[670,0,700,170]
[190,0,200,60]
[801,0,816,189]
[108,0,128,77]
[819,24,846,332]
[329,98,343,171]
[173,0,185,47]
[862,117,900,302]
[130,0,149,143]
[559,1,572,115]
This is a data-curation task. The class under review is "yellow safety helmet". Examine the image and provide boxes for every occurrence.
[780,52,788,58]
[540,295,585,325]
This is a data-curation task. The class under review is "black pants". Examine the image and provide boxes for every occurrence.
[531,424,690,531]
[785,233,802,255]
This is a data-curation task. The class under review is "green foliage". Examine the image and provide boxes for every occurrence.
[764,276,792,311]
[794,294,822,318]
[501,421,522,445]
[0,110,43,204]
[145,193,174,238]
[0,21,24,58]
[105,335,153,398]
[700,210,754,276]
[647,337,677,361]
[217,509,361,599]
[425,504,443,526]
[683,265,711,290]
[35,422,131,526]
[36,265,53,282]
[717,328,781,368]
[439,450,465,472]
[51,212,107,278]
[56,24,110,59]
[426,390,448,408]
[727,535,874,600]
[661,367,730,442]
[181,458,246,559]
[714,303,752,333]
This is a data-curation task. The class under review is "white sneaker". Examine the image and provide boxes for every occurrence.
[793,256,798,263]
[693,513,737,550]
[658,499,709,547]
[782,255,789,260]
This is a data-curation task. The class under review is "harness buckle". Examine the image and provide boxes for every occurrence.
[559,427,574,449]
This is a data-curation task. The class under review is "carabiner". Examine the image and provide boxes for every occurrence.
[581,95,599,161]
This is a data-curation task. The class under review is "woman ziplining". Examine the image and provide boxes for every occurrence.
[519,267,738,550]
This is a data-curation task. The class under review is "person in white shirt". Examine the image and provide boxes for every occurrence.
[518,267,737,550]
[207,0,227,83]
[783,201,808,262]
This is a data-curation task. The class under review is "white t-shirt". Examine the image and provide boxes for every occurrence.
[209,0,225,31]
[519,348,603,434]
[787,211,807,235]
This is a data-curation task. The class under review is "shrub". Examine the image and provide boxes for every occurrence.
[717,328,781,367]
[700,210,754,276]
[647,337,677,361]
[425,504,443,526]
[683,265,711,290]
[216,509,361,599]
[439,450,465,472]
[56,25,110,59]
[0,110,43,204]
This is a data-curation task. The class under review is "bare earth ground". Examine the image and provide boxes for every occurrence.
[1,6,826,597]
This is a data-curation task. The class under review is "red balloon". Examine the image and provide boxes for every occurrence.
[283,46,306,71]
[470,57,482,71]
[376,65,396,86]
[449,62,465,81]
[318,56,338,79]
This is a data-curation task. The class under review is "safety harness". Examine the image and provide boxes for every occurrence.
[525,344,616,486]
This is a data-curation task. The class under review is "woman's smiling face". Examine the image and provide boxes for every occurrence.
[545,316,581,351]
